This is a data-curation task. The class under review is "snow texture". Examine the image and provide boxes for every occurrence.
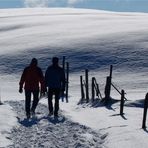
[0,104,17,147]
[0,8,148,148]
[7,101,106,148]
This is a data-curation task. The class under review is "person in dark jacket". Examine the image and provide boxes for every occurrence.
[19,58,46,119]
[45,57,65,117]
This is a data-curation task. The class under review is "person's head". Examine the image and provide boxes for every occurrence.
[52,57,59,66]
[30,58,38,67]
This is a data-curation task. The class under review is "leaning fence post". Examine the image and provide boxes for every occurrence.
[65,62,69,103]
[120,90,125,115]
[80,76,85,101]
[91,77,95,102]
[85,69,89,103]
[96,84,99,97]
[142,93,148,129]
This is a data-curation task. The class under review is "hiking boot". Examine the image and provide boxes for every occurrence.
[48,112,53,117]
[31,110,35,117]
[54,113,58,117]
[26,113,30,119]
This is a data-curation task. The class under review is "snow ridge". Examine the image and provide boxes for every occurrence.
[7,101,106,148]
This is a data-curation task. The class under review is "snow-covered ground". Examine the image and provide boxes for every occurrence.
[0,8,148,147]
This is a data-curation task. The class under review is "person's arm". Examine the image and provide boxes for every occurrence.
[45,67,51,88]
[38,68,46,93]
[19,68,26,93]
[45,69,48,88]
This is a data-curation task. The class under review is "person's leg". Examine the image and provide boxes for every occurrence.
[48,89,54,114]
[31,90,39,113]
[54,89,61,116]
[25,90,31,118]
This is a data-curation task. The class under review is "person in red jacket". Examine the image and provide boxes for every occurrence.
[19,58,45,119]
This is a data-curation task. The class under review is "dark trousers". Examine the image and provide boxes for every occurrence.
[48,88,61,115]
[25,90,39,115]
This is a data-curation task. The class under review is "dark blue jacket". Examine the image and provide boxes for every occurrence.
[45,65,65,89]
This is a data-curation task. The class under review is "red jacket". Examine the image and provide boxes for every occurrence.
[19,65,45,91]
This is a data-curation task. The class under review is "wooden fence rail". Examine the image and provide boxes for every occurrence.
[111,83,127,101]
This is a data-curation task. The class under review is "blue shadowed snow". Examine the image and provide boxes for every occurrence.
[0,37,147,75]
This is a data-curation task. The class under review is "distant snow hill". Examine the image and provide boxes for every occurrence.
[0,8,148,148]
[0,8,148,74]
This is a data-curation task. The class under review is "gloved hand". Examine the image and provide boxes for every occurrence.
[19,87,23,93]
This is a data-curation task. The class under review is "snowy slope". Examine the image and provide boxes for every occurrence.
[0,8,148,147]
[7,101,106,148]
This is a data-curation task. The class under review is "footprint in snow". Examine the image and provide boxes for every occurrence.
[6,101,106,148]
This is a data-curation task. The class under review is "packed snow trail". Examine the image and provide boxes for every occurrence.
[7,101,106,148]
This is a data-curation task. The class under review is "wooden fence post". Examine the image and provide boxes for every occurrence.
[110,65,113,78]
[80,76,85,101]
[104,76,111,104]
[65,62,69,103]
[85,69,89,103]
[96,84,99,97]
[120,90,125,115]
[142,93,148,129]
[62,56,65,71]
[91,77,95,102]
[61,56,66,102]
[104,65,113,104]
